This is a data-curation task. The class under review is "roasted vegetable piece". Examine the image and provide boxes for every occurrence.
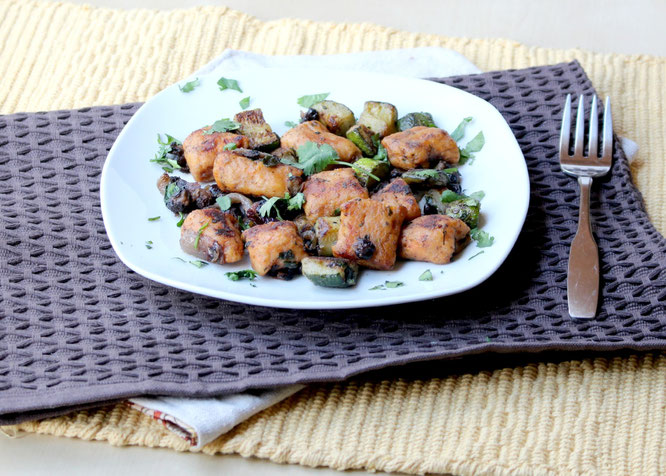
[345,124,377,157]
[180,208,244,264]
[308,100,356,136]
[213,149,303,198]
[293,214,318,255]
[352,158,390,188]
[397,112,436,131]
[441,197,481,229]
[158,173,223,213]
[242,221,308,279]
[381,126,459,169]
[314,216,340,256]
[402,169,452,189]
[332,198,405,270]
[357,101,398,138]
[302,257,359,288]
[371,178,421,221]
[302,168,369,221]
[399,215,470,264]
[182,128,250,182]
[233,109,280,151]
[280,121,361,163]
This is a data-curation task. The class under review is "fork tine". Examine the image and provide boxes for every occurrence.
[588,96,598,158]
[602,96,613,161]
[559,94,572,160]
[573,95,585,157]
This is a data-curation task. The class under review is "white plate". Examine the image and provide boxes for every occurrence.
[100,68,529,310]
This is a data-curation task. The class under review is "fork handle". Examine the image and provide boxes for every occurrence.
[567,176,599,318]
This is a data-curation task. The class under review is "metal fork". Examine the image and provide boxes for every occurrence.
[559,94,613,319]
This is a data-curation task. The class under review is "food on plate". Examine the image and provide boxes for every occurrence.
[182,128,249,181]
[242,221,308,279]
[302,168,368,221]
[180,208,244,264]
[371,178,421,221]
[382,126,459,169]
[213,148,303,198]
[152,99,488,288]
[302,256,359,288]
[332,198,405,270]
[399,215,470,264]
[281,121,361,162]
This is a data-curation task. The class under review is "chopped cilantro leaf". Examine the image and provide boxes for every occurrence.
[469,190,485,201]
[216,195,232,211]
[239,96,251,109]
[150,133,182,172]
[178,78,200,93]
[145,240,153,249]
[217,77,242,93]
[470,228,494,248]
[464,131,485,153]
[194,221,210,249]
[176,212,186,227]
[440,190,463,203]
[190,260,208,268]
[285,121,298,128]
[287,192,305,211]
[259,196,283,220]
[297,93,329,108]
[418,269,433,281]
[147,216,161,221]
[372,135,388,162]
[223,142,238,151]
[385,281,404,288]
[225,269,258,281]
[204,118,240,135]
[172,257,186,262]
[369,284,386,291]
[450,116,472,142]
[293,141,340,176]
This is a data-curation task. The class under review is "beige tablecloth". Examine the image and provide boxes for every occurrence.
[2,1,665,474]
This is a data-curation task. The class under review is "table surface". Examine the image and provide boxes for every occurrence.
[3,1,664,475]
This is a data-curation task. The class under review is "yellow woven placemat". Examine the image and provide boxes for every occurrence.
[2,1,665,475]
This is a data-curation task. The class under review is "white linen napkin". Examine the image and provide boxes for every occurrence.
[129,47,637,450]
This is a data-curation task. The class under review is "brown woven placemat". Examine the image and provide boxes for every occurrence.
[1,60,664,425]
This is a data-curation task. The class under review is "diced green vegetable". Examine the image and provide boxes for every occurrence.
[310,100,356,136]
[233,109,280,151]
[442,197,481,228]
[351,158,389,188]
[397,112,436,131]
[301,257,359,288]
[357,101,398,138]
[346,124,377,156]
[314,216,340,257]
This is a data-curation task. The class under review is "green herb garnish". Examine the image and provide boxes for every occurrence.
[147,216,161,221]
[151,133,182,172]
[204,118,240,135]
[285,121,298,128]
[370,280,405,290]
[176,212,186,227]
[440,190,463,203]
[297,93,329,108]
[287,192,305,211]
[372,135,388,162]
[145,240,153,249]
[418,269,433,281]
[172,257,186,262]
[217,77,242,93]
[194,221,210,249]
[178,78,200,93]
[223,142,238,151]
[292,141,361,177]
[459,131,485,165]
[468,250,485,260]
[216,195,232,211]
[239,96,251,109]
[225,269,258,281]
[450,116,472,142]
[470,228,494,248]
[259,196,282,220]
[190,260,208,268]
[469,190,485,201]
